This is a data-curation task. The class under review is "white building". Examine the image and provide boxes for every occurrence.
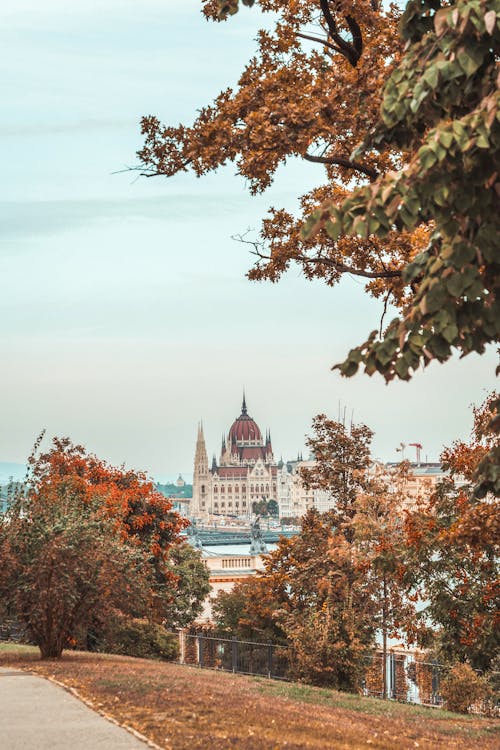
[277,459,334,518]
[192,397,278,520]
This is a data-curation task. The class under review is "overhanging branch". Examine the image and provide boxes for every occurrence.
[304,152,378,180]
[232,233,403,281]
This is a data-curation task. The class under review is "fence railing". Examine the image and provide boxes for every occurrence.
[362,652,446,705]
[180,632,289,680]
[0,620,26,643]
[178,631,451,706]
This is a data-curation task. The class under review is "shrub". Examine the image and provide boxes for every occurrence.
[441,663,491,714]
[103,618,179,661]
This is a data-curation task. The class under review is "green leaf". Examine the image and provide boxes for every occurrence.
[395,357,410,379]
[424,282,448,314]
[325,218,342,242]
[457,47,484,77]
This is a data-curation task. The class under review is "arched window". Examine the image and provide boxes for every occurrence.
[220,486,225,493]
[214,486,218,493]
[201,485,205,493]
[228,485,232,493]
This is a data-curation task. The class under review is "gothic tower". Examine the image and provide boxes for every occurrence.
[192,422,209,519]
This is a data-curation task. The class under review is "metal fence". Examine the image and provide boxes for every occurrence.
[179,632,449,706]
[0,619,26,643]
[180,632,289,680]
[362,652,445,705]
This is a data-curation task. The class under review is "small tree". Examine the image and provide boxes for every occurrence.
[301,415,374,535]
[353,466,418,698]
[0,437,207,658]
[405,394,500,671]
[161,542,211,628]
[0,494,149,658]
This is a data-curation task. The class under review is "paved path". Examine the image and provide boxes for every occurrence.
[0,667,147,749]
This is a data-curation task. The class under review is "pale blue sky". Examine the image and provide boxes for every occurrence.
[1,0,496,476]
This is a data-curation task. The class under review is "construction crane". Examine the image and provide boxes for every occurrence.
[409,442,423,463]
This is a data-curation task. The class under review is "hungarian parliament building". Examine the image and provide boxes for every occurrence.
[191,396,445,521]
[191,396,278,519]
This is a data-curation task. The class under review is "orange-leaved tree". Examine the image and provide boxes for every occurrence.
[404,393,500,671]
[0,437,207,658]
[214,417,417,690]
[138,0,427,315]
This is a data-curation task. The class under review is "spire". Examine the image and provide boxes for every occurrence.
[211,454,217,472]
[241,390,247,416]
[194,421,208,475]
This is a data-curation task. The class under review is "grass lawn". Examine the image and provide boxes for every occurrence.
[1,644,498,750]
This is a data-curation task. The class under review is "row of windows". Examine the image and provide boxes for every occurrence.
[221,558,251,569]
[213,484,276,493]
[213,501,246,509]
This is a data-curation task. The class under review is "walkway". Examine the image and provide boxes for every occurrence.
[0,667,147,749]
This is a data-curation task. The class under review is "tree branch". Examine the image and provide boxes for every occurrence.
[304,151,378,180]
[379,289,392,337]
[232,233,403,281]
[345,16,363,60]
[296,31,342,55]
[319,0,361,67]
[299,255,402,279]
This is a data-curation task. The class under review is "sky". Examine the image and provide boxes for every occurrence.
[1,0,497,478]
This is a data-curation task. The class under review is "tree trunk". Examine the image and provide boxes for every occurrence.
[39,643,64,658]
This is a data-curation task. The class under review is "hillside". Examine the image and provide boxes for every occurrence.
[1,646,498,750]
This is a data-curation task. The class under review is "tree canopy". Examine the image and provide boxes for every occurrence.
[138,0,499,384]
[405,393,499,670]
[0,437,208,657]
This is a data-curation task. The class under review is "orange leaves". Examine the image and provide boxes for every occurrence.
[26,437,188,562]
[136,0,428,308]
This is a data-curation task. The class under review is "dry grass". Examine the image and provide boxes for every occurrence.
[1,645,498,750]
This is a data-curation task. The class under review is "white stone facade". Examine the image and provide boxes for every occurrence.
[277,459,334,518]
[192,398,278,520]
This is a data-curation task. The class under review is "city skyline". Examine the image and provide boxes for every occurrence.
[1,1,497,477]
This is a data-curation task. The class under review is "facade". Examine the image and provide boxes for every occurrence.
[198,550,265,621]
[385,462,450,509]
[192,397,278,520]
[277,459,334,518]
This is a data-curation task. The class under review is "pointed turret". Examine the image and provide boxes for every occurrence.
[193,421,209,519]
[241,391,247,416]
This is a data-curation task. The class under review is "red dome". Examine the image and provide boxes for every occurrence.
[228,397,263,445]
[229,414,263,444]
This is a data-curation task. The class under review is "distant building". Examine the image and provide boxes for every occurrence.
[198,549,266,621]
[278,460,452,519]
[277,459,333,518]
[192,396,278,520]
[176,474,186,487]
[385,462,452,509]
